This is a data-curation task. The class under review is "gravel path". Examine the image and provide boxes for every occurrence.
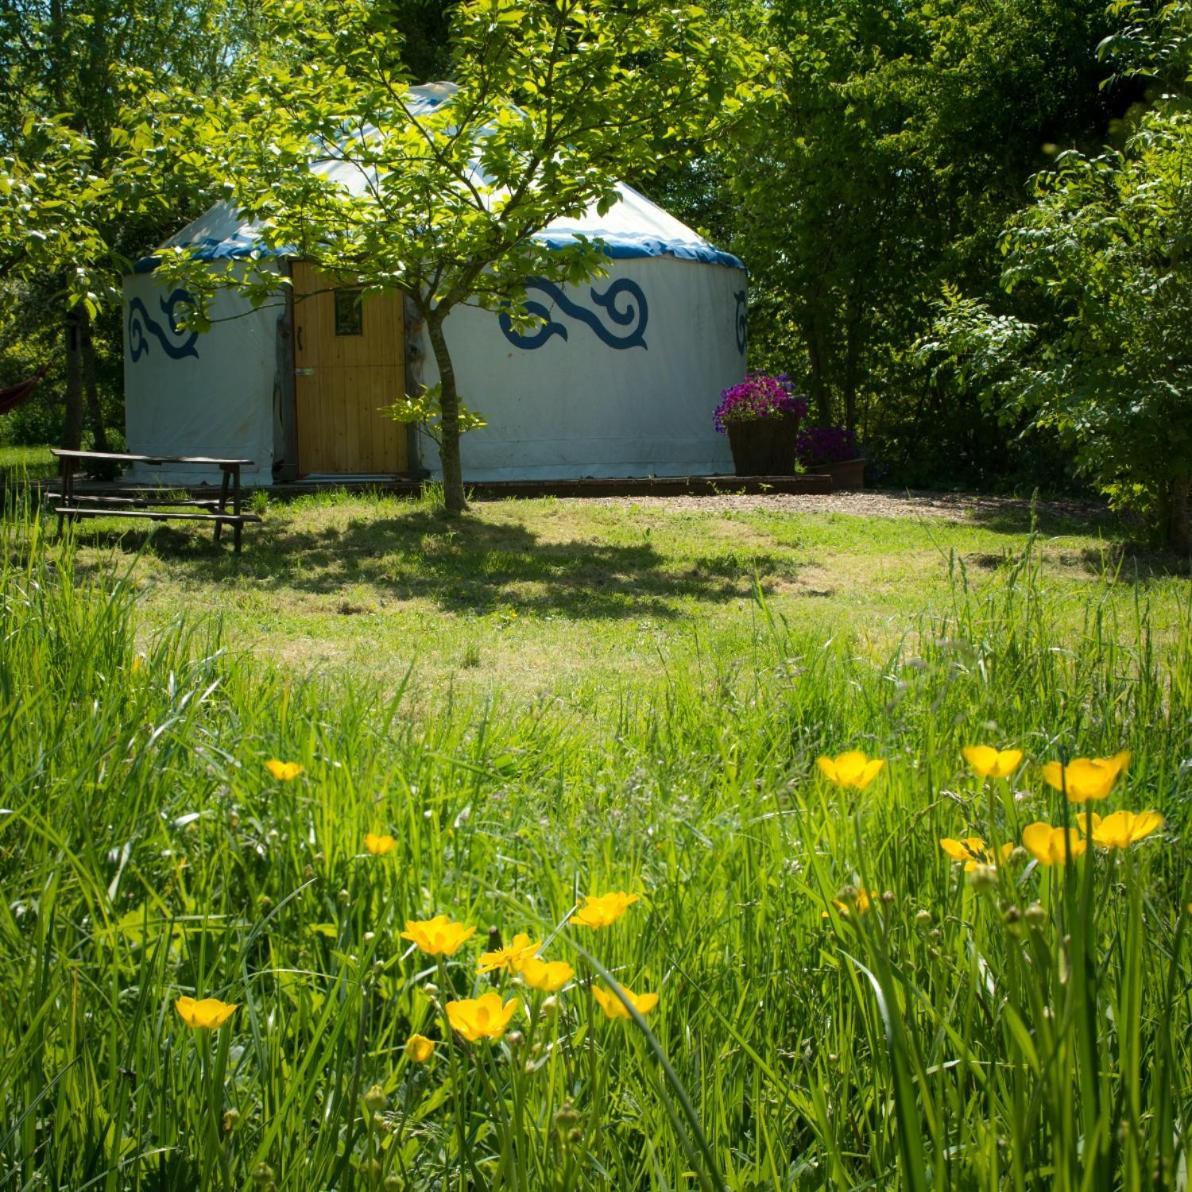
[586,488,1112,524]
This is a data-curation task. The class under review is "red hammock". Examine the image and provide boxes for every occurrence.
[0,365,50,417]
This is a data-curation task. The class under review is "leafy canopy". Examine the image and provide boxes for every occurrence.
[154,0,763,325]
[923,108,1192,538]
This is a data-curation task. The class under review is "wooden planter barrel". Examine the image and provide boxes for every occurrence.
[726,414,801,476]
[807,457,866,490]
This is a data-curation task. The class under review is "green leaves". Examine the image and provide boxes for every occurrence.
[927,91,1192,546]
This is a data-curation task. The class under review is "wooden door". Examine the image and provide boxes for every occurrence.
[292,262,407,475]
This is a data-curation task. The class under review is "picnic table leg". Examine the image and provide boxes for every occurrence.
[56,457,74,539]
[215,468,231,544]
[232,466,243,554]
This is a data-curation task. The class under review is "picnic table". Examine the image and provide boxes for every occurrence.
[50,450,261,553]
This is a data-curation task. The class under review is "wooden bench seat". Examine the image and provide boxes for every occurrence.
[53,507,262,525]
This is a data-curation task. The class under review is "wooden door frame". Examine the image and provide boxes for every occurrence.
[275,260,300,482]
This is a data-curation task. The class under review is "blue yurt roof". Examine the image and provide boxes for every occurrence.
[138,82,744,273]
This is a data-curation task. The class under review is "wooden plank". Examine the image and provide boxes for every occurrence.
[51,450,253,465]
[46,494,223,509]
[55,508,261,523]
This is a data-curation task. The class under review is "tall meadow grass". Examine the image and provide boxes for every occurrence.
[1,501,1188,1189]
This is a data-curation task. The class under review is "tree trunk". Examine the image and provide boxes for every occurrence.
[1167,475,1191,556]
[802,293,834,424]
[61,307,85,450]
[426,313,467,514]
[841,287,864,436]
[82,314,109,452]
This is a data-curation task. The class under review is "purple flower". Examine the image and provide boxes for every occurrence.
[714,373,809,432]
[795,425,857,466]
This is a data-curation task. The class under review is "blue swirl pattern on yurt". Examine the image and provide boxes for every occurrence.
[499,278,648,351]
[734,290,747,355]
[128,290,200,362]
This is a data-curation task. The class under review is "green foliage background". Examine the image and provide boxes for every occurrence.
[1,0,1190,520]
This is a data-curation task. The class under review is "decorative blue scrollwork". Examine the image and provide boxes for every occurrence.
[128,289,200,363]
[499,278,648,351]
[734,290,747,356]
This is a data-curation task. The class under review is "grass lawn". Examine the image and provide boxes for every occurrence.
[56,487,1188,702]
[0,442,56,484]
[3,486,1189,1188]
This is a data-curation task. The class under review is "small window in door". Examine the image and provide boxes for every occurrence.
[334,289,364,336]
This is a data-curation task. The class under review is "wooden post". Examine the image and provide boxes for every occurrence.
[232,465,243,554]
[215,467,231,543]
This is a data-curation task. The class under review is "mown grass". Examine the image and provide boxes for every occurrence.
[1,494,1189,1190]
[55,487,1188,704]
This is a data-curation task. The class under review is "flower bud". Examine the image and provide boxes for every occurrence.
[337,889,350,905]
[363,931,376,944]
[252,1163,276,1190]
[554,1102,581,1128]
[363,1083,387,1114]
[967,863,998,891]
[405,1034,435,1063]
[221,1108,240,1134]
[1024,902,1047,927]
[914,909,932,927]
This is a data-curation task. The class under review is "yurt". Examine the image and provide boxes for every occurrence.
[123,84,747,486]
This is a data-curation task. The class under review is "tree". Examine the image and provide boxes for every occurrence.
[927,113,1192,550]
[722,0,1117,477]
[921,3,1192,550]
[0,0,260,449]
[151,0,762,512]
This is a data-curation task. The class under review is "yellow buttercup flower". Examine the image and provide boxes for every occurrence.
[570,892,640,929]
[939,836,1014,871]
[265,759,304,781]
[1041,751,1130,801]
[478,932,541,975]
[962,746,1023,779]
[1089,809,1164,850]
[519,956,575,992]
[592,983,659,1020]
[816,751,886,790]
[363,833,396,856]
[404,1033,435,1063]
[1022,822,1087,866]
[445,992,521,1042]
[175,996,238,1029]
[822,888,878,918]
[401,914,476,956]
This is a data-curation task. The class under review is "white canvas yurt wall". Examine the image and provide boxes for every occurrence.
[418,253,742,480]
[123,267,283,485]
[122,84,746,485]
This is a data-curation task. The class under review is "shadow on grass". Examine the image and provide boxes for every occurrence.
[63,507,807,620]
